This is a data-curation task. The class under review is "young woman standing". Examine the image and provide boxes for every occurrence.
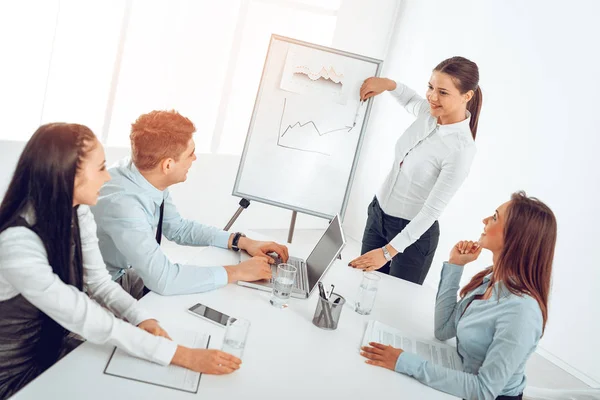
[350,57,482,284]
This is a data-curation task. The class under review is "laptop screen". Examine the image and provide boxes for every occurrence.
[306,215,345,291]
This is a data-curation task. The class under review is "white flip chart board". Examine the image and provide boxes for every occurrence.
[233,35,382,220]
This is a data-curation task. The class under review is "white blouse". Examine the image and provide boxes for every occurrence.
[377,82,477,253]
[0,205,177,366]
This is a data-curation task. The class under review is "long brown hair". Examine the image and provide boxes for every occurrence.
[434,56,482,140]
[0,123,97,366]
[459,191,556,333]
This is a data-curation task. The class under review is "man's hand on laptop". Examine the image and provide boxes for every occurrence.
[225,256,272,283]
[238,237,289,263]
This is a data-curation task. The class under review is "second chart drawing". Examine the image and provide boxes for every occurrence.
[277,98,363,156]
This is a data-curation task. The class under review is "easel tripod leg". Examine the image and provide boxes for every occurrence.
[287,211,297,244]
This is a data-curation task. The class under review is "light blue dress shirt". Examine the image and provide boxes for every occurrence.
[395,262,543,400]
[91,157,231,295]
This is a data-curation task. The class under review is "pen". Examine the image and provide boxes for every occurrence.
[316,282,326,324]
[317,282,333,327]
[318,282,327,299]
[352,100,364,127]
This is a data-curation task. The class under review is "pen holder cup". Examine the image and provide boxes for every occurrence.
[312,293,345,330]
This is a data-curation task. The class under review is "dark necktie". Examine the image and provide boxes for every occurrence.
[156,200,164,245]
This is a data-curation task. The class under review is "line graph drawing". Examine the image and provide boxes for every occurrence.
[277,98,358,156]
[291,72,343,92]
[292,65,344,84]
[280,49,348,105]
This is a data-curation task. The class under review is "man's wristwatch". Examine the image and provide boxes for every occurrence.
[381,246,393,262]
[231,232,246,252]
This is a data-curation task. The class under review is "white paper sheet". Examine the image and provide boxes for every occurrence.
[362,320,463,371]
[104,328,209,393]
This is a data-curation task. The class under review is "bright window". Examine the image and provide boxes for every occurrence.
[0,1,59,141]
[1,0,397,156]
[106,0,242,151]
[41,0,125,136]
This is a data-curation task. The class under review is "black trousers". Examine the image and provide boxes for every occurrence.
[360,197,440,284]
[116,268,149,300]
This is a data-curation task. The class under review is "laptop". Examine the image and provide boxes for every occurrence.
[237,214,346,299]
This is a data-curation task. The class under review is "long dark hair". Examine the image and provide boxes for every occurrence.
[434,56,482,139]
[0,123,97,364]
[459,191,556,334]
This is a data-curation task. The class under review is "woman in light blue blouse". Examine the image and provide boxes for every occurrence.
[361,191,556,400]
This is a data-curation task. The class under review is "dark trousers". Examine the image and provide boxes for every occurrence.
[361,197,440,285]
[116,268,148,300]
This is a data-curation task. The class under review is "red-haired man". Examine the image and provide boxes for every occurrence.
[92,110,288,298]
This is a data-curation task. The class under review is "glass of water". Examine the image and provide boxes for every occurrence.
[270,263,297,308]
[355,272,381,315]
[221,317,250,359]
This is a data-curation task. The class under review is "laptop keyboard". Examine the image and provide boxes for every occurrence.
[271,256,306,291]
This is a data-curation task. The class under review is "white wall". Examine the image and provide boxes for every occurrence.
[332,0,399,59]
[344,0,600,386]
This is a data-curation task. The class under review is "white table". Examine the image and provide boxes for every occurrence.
[12,236,458,400]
